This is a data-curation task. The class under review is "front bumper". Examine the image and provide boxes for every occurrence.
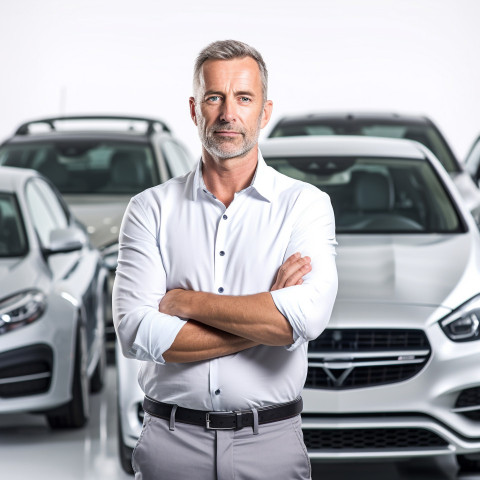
[302,321,480,459]
[116,345,144,449]
[302,415,480,460]
[0,294,76,413]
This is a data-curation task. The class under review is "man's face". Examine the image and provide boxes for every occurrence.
[190,57,272,160]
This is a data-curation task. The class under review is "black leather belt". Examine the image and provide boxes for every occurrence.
[143,396,303,430]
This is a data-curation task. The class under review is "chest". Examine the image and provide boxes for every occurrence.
[159,194,295,294]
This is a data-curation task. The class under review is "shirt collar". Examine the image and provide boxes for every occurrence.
[191,150,276,203]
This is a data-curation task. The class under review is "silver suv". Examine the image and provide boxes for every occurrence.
[0,115,195,348]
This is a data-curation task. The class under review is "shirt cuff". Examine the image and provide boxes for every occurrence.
[270,288,306,352]
[131,311,187,364]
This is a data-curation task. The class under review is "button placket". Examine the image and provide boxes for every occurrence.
[214,208,229,295]
[209,358,220,408]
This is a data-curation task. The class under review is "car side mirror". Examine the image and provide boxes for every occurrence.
[45,226,85,255]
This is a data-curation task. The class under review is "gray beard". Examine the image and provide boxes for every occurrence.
[197,117,262,160]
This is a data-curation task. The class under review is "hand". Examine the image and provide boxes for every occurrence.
[159,289,187,317]
[270,252,311,291]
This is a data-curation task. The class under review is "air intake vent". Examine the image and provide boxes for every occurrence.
[303,428,448,450]
[306,329,431,390]
[0,345,53,398]
[309,328,429,352]
[453,386,480,422]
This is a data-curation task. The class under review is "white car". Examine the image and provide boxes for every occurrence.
[261,136,480,473]
[0,166,107,428]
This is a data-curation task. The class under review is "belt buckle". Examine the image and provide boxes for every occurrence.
[206,411,242,430]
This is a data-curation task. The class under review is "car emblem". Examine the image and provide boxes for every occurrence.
[322,365,354,387]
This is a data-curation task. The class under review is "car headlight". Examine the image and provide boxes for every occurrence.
[440,295,480,342]
[0,290,46,334]
[101,242,119,271]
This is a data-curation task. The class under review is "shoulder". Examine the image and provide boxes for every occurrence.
[132,170,192,209]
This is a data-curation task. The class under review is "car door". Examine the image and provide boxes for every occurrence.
[24,178,98,351]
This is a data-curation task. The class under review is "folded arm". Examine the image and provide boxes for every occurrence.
[162,320,257,363]
[113,196,311,364]
[162,253,311,361]
[161,187,338,355]
[161,253,312,354]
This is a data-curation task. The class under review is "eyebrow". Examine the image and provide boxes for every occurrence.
[203,90,256,97]
[204,90,223,96]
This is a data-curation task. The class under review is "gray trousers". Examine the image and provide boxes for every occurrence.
[132,412,311,479]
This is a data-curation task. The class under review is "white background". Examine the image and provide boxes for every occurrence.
[1,0,479,160]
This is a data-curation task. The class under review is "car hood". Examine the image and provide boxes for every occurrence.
[0,256,43,298]
[336,233,474,309]
[63,194,131,249]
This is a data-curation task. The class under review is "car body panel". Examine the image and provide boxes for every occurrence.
[335,234,472,310]
[63,194,130,249]
[260,136,480,461]
[0,166,107,416]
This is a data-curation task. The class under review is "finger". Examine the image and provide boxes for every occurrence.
[277,254,308,281]
[284,262,312,287]
[270,253,301,290]
[271,255,311,290]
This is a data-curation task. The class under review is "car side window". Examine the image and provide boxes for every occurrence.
[161,140,193,177]
[25,179,68,246]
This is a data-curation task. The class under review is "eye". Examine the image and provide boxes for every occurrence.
[206,95,221,103]
[239,97,252,103]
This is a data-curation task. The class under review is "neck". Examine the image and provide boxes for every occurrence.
[201,146,259,207]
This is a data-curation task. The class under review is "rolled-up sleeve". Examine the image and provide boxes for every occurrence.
[270,186,338,351]
[112,195,186,364]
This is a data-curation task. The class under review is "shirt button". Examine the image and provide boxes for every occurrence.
[218,287,224,293]
[214,389,221,395]
[223,214,228,220]
[219,251,225,256]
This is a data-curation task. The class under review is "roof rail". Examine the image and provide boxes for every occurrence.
[14,115,171,136]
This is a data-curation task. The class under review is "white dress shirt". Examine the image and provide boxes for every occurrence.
[113,152,338,411]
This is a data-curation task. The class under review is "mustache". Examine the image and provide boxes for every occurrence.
[209,123,245,135]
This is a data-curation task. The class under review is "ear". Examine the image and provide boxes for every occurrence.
[260,100,273,130]
[189,97,198,126]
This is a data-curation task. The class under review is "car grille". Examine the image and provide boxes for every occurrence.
[453,386,480,421]
[306,329,431,390]
[303,427,448,450]
[0,345,53,398]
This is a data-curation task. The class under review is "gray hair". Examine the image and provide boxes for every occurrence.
[193,40,268,101]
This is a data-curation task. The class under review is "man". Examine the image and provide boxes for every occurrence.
[113,40,338,479]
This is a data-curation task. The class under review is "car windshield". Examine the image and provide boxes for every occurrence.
[265,156,464,234]
[0,141,159,194]
[0,193,28,257]
[269,120,458,173]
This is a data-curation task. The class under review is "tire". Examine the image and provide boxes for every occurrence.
[47,322,90,429]
[90,288,107,394]
[117,405,134,475]
[90,340,106,393]
[457,454,480,472]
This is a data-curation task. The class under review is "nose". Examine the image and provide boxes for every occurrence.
[219,96,236,123]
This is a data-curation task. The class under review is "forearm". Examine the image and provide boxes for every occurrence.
[161,291,294,346]
[163,320,257,363]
